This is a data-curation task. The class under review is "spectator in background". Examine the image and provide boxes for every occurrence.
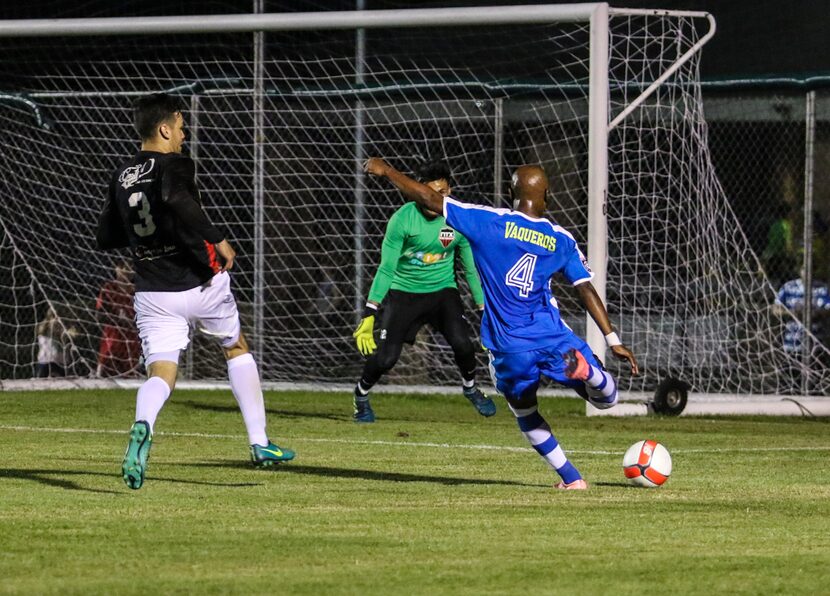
[810,210,830,283]
[762,198,798,288]
[35,307,78,377]
[775,271,830,354]
[96,259,140,377]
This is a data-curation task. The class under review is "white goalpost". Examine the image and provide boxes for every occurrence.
[0,4,827,415]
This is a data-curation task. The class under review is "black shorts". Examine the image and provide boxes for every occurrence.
[377,288,471,346]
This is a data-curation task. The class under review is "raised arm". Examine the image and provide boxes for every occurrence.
[96,178,129,250]
[576,281,639,375]
[366,209,406,307]
[364,158,445,214]
[457,235,484,309]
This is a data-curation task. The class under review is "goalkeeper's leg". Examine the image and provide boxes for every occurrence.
[434,289,496,417]
[352,290,425,423]
[353,340,404,422]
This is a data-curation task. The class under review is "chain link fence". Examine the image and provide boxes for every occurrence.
[704,87,830,358]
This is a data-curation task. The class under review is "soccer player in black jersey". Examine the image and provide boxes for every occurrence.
[97,93,294,489]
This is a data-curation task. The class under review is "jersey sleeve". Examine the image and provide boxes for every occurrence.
[442,197,502,244]
[456,233,484,306]
[162,157,224,244]
[367,208,406,304]
[96,176,129,250]
[561,239,594,286]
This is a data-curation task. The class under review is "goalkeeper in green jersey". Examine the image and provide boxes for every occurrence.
[351,160,496,422]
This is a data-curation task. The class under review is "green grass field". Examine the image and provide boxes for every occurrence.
[1,389,828,595]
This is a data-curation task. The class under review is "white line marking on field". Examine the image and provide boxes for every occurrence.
[1,424,829,456]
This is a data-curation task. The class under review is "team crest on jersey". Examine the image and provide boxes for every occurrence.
[439,227,455,248]
[119,158,155,189]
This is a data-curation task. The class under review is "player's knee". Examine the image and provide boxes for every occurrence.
[501,381,539,407]
[374,347,401,372]
[222,332,249,361]
[450,339,476,360]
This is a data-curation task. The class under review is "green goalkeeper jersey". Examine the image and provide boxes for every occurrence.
[367,202,484,306]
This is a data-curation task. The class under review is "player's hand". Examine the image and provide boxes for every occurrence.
[352,315,377,356]
[215,239,236,272]
[610,344,639,376]
[363,157,390,178]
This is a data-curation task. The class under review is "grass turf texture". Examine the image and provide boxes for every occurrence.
[1,389,829,595]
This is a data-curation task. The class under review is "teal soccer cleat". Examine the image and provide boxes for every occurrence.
[250,441,296,467]
[122,420,152,490]
[463,385,497,417]
[352,395,376,423]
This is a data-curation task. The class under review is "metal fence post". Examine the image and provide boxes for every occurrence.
[802,89,816,394]
[354,0,367,322]
[253,0,265,361]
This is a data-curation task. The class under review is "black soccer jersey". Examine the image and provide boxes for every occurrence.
[96,151,225,292]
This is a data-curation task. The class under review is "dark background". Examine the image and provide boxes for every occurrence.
[2,0,828,81]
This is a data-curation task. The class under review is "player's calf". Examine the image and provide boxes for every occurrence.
[508,402,585,489]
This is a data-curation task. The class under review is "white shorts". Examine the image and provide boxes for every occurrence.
[134,271,241,362]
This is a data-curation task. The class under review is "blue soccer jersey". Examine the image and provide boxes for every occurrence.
[443,197,593,353]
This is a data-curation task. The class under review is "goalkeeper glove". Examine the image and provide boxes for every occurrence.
[353,315,377,356]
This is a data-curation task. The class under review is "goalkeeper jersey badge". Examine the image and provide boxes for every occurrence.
[439,227,455,248]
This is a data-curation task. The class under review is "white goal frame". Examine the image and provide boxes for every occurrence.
[19,5,816,416]
[0,3,715,363]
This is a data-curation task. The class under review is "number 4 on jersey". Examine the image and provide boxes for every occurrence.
[505,253,537,297]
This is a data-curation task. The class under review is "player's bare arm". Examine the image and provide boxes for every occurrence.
[576,281,639,375]
[363,157,445,214]
[215,239,236,272]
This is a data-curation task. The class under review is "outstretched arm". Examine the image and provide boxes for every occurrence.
[96,179,129,250]
[457,236,484,308]
[576,281,639,375]
[363,158,445,214]
[367,210,405,307]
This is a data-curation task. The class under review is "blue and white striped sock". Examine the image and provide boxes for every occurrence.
[584,364,618,407]
[510,404,582,484]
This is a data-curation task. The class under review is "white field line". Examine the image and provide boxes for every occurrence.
[1,424,829,456]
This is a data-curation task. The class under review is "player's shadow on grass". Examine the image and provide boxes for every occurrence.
[0,467,263,493]
[593,481,641,488]
[181,461,548,488]
[182,401,349,422]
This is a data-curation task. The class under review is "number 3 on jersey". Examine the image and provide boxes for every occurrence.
[505,253,537,297]
[128,191,156,237]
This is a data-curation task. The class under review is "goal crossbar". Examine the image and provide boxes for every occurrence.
[0,4,711,37]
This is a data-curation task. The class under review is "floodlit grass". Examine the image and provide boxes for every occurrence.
[1,389,828,595]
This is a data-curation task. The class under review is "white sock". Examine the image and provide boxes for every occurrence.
[508,403,582,483]
[135,376,171,433]
[462,377,475,389]
[227,353,268,446]
[584,364,617,400]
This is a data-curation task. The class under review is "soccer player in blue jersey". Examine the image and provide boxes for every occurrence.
[363,157,639,490]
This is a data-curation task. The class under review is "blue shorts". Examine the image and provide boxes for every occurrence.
[488,331,600,401]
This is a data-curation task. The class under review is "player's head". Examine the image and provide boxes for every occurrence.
[415,160,452,218]
[133,93,186,153]
[510,165,549,217]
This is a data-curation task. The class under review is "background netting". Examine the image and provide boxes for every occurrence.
[0,10,827,394]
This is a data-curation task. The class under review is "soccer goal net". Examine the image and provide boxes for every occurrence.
[0,5,827,398]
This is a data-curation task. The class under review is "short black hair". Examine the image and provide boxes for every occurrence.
[133,93,185,141]
[415,160,452,185]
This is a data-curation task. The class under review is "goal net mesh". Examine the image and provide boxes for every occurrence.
[0,10,827,395]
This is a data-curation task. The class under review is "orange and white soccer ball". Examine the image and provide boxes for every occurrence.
[622,440,672,487]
